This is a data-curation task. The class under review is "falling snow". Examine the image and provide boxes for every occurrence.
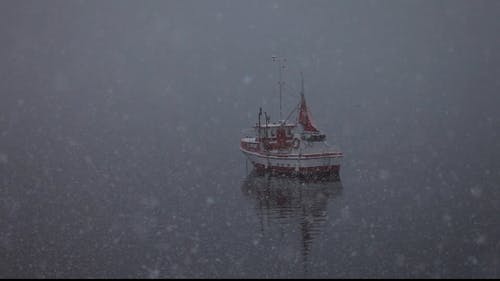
[0,0,499,279]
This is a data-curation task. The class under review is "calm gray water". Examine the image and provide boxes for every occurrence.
[1,0,499,278]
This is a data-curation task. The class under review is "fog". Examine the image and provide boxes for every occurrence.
[1,0,499,278]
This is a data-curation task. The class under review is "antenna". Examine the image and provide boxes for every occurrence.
[300,71,305,95]
[272,56,286,121]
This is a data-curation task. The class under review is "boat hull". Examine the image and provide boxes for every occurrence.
[241,148,342,178]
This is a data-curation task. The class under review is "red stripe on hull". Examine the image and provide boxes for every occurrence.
[299,165,340,173]
[252,163,340,179]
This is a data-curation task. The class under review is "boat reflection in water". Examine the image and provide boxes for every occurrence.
[241,171,343,274]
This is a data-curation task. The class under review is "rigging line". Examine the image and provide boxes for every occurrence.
[278,75,303,119]
[282,100,301,125]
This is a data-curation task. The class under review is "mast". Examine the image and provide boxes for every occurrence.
[272,56,286,122]
[258,107,262,140]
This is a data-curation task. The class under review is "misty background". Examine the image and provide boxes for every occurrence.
[1,0,499,278]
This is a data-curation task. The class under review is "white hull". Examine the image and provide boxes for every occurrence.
[241,147,342,175]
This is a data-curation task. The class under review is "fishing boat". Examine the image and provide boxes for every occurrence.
[240,59,343,178]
